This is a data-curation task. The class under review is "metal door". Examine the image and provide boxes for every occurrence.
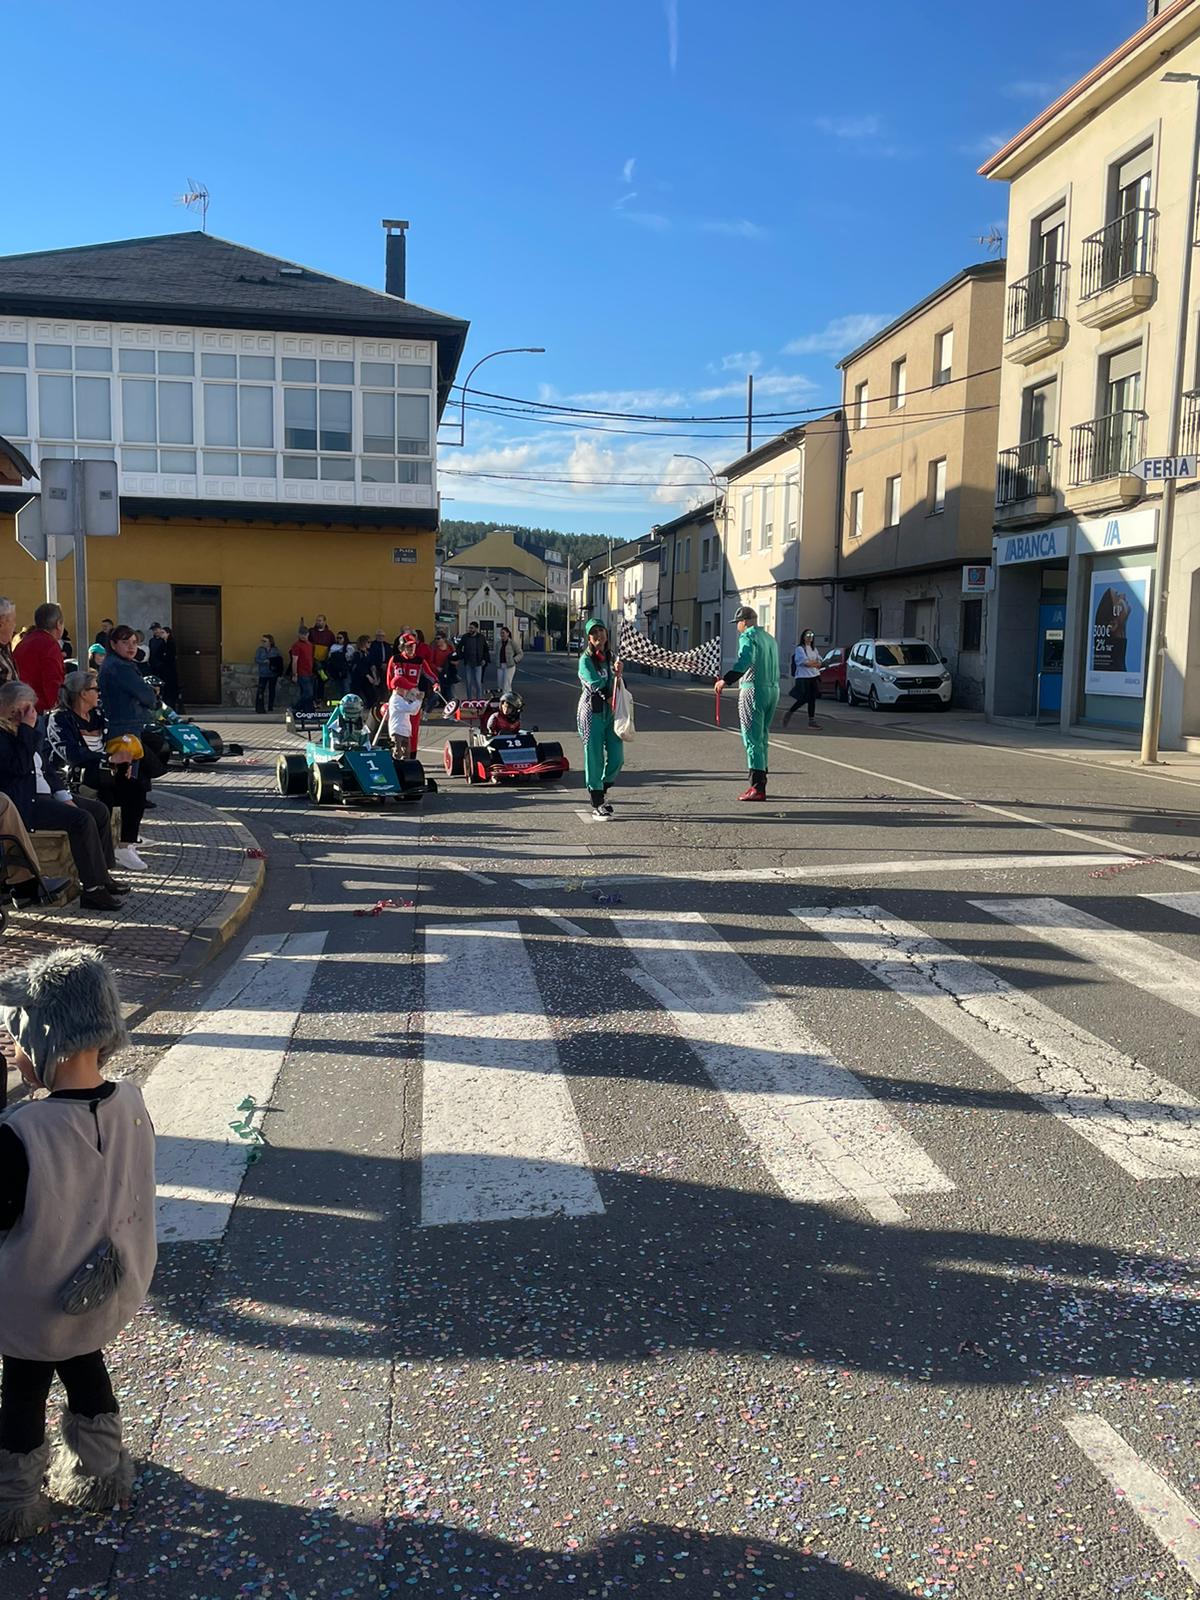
[172,585,222,705]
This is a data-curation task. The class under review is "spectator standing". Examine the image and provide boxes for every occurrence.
[0,948,156,1541]
[428,630,455,703]
[386,633,437,758]
[325,631,352,698]
[0,598,18,687]
[132,632,149,669]
[307,614,335,705]
[254,634,282,714]
[289,631,316,712]
[496,626,523,697]
[48,670,149,872]
[93,619,114,652]
[155,625,182,711]
[12,605,66,714]
[349,635,377,703]
[98,628,158,740]
[458,621,489,700]
[0,682,124,910]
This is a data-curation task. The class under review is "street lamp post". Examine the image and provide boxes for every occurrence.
[1141,70,1200,764]
[445,347,545,448]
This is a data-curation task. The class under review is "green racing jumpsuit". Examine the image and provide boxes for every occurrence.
[722,623,780,787]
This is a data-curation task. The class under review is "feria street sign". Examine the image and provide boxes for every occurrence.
[1133,454,1198,480]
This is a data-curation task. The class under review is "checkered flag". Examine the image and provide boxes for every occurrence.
[618,620,722,677]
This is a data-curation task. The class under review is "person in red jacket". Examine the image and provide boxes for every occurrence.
[12,605,66,714]
[385,633,436,758]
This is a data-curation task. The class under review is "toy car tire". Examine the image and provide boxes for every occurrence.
[309,761,342,805]
[462,752,476,785]
[277,753,308,796]
[536,741,564,764]
[444,739,469,777]
[200,729,225,759]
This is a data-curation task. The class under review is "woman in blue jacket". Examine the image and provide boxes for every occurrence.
[98,626,157,738]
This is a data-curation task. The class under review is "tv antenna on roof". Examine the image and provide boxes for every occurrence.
[177,180,210,231]
[975,224,1004,258]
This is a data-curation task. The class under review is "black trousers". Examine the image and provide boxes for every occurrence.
[88,772,148,845]
[0,1351,117,1453]
[785,677,818,720]
[255,676,277,713]
[29,793,114,888]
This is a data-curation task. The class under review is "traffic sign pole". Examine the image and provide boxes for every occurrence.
[1142,74,1200,765]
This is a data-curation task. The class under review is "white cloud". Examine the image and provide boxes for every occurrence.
[564,385,689,410]
[663,0,679,73]
[783,313,890,357]
[613,190,638,209]
[619,209,672,232]
[698,218,767,239]
[959,133,1008,158]
[814,113,883,140]
[622,156,636,183]
[713,350,763,373]
[695,370,820,404]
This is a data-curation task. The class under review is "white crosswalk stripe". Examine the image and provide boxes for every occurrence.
[420,921,605,1227]
[1140,888,1200,921]
[973,896,1200,1021]
[614,912,954,1222]
[145,931,328,1243]
[792,905,1200,1181]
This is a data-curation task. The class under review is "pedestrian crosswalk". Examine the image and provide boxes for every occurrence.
[148,891,1200,1243]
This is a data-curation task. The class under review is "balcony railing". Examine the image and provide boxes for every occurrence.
[1006,261,1068,339]
[1182,391,1200,457]
[1068,410,1146,486]
[996,435,1058,506]
[1080,208,1157,300]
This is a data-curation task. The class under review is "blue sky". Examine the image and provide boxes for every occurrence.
[6,0,1141,539]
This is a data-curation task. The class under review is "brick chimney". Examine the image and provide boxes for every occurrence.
[382,219,408,297]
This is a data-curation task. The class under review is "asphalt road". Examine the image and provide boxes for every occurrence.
[7,656,1200,1600]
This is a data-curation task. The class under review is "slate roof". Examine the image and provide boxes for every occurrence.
[0,231,469,407]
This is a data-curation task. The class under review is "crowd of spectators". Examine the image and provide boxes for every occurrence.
[269,614,521,716]
[0,598,167,917]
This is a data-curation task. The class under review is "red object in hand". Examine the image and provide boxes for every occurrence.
[714,681,724,726]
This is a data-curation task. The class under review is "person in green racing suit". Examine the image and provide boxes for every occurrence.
[717,604,779,801]
[576,618,624,821]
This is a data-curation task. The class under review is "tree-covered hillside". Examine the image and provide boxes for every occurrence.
[438,520,610,563]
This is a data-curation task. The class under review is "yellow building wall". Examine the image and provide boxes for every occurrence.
[0,511,435,663]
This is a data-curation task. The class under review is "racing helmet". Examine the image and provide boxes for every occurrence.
[338,693,365,721]
[499,691,523,717]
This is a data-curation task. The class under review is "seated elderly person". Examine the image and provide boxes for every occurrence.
[0,680,127,911]
[48,668,150,873]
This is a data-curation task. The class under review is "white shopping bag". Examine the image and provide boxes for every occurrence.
[613,682,636,741]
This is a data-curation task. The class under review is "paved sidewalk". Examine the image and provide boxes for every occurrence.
[1,783,263,1019]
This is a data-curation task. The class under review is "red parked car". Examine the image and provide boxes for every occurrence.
[818,646,850,700]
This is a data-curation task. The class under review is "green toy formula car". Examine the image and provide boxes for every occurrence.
[276,695,426,806]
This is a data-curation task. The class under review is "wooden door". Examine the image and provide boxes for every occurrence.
[172,585,222,704]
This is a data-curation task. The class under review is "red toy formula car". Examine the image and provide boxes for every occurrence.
[442,697,569,786]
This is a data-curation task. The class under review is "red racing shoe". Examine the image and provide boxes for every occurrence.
[737,784,766,801]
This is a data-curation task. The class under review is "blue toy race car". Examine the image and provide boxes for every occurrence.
[276,695,426,806]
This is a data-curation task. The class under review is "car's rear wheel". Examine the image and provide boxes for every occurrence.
[276,753,308,796]
[536,741,564,764]
[868,687,880,711]
[444,739,469,776]
[310,760,342,805]
[462,751,476,784]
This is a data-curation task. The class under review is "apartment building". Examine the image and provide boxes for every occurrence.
[579,535,662,640]
[0,225,466,702]
[835,264,1004,708]
[654,500,714,659]
[719,414,842,666]
[982,0,1200,746]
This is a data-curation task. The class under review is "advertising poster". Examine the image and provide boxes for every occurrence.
[1085,566,1151,698]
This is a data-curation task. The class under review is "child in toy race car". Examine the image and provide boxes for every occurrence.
[486,692,523,736]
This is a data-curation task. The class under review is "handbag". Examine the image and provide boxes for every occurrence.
[613,683,636,741]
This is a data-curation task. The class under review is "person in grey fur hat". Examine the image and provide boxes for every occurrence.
[0,948,156,1542]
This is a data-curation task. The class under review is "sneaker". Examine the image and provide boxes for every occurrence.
[737,786,766,802]
[114,846,148,872]
[590,806,612,822]
[599,802,614,815]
